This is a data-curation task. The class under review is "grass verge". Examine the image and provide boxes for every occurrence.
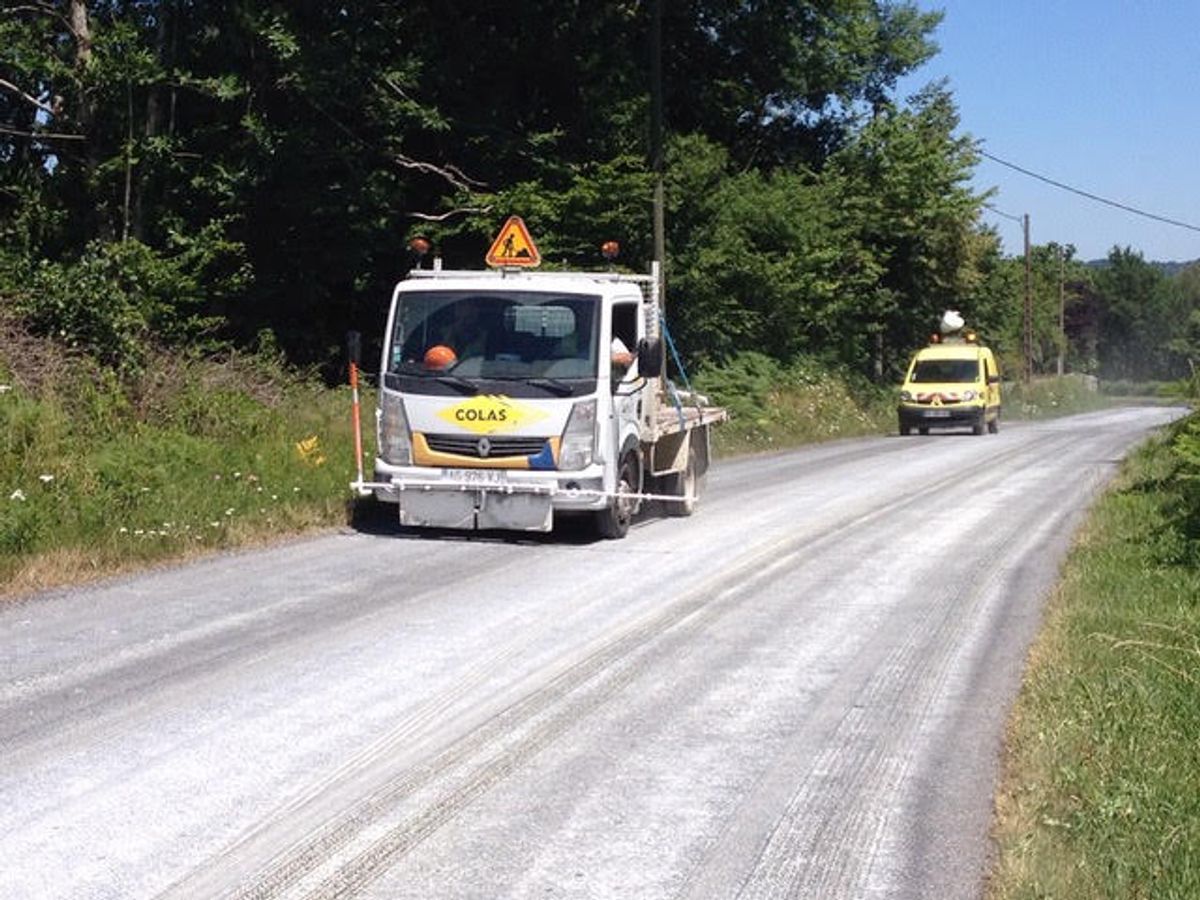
[1,342,370,597]
[1006,374,1114,421]
[987,415,1200,900]
[693,351,895,456]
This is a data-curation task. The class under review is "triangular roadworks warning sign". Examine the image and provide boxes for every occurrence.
[485,216,541,267]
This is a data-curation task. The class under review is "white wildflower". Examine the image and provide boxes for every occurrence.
[9,489,26,501]
[39,474,54,483]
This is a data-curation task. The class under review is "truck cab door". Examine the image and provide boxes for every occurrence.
[610,301,643,446]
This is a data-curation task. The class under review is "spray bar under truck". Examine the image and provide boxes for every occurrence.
[350,218,726,538]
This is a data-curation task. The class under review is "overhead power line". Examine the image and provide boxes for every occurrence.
[979,150,1200,234]
[982,202,1022,225]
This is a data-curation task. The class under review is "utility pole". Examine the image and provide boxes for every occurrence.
[649,0,666,313]
[1023,213,1033,386]
[1057,244,1065,376]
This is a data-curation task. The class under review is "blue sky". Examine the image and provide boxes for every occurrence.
[897,1,1200,263]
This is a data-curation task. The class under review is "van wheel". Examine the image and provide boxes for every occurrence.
[596,454,638,539]
[918,427,929,436]
[988,415,999,434]
[899,423,911,436]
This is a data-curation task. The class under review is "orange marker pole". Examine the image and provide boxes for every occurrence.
[350,360,365,489]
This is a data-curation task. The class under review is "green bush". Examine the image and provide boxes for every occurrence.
[1165,413,1200,553]
[694,351,893,454]
[12,230,243,374]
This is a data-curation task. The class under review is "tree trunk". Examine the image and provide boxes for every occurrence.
[133,2,172,242]
[67,0,104,237]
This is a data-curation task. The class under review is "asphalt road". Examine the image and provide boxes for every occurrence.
[0,406,1186,900]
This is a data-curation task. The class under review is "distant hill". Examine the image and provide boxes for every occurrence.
[1084,258,1198,276]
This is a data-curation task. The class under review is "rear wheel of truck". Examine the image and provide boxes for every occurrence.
[988,414,999,434]
[665,444,702,517]
[596,454,638,539]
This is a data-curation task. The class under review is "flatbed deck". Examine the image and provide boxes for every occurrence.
[652,397,728,436]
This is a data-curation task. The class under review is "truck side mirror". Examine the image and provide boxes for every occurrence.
[987,374,1000,385]
[638,337,664,378]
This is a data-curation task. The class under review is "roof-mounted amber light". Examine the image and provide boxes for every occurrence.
[409,236,432,257]
[601,240,620,261]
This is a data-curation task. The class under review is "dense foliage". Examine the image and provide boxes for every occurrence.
[2,1,1198,383]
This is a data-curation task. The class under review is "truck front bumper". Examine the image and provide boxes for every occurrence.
[356,461,609,532]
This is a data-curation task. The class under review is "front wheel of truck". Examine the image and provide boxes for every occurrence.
[596,454,638,539]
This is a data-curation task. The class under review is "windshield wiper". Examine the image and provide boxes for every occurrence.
[525,377,576,396]
[436,374,480,395]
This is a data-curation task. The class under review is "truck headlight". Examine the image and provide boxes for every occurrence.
[558,398,597,470]
[900,390,913,402]
[378,391,412,465]
[962,390,977,401]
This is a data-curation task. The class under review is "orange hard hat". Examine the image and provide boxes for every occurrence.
[423,344,457,369]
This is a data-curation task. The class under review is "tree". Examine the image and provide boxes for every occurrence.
[1092,248,1180,381]
[826,83,987,378]
[0,1,987,381]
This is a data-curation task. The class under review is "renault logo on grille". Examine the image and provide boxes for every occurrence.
[477,437,491,458]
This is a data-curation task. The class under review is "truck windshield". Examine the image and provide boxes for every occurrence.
[388,290,600,383]
[910,358,980,383]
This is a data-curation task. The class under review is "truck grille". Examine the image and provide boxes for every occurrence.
[914,392,963,404]
[424,433,549,459]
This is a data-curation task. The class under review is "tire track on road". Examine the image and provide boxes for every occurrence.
[167,433,1073,900]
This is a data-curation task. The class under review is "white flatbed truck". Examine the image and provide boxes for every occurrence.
[350,224,725,538]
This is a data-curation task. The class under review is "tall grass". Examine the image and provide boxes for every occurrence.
[0,346,366,594]
[1005,373,1113,420]
[693,351,894,455]
[988,415,1200,900]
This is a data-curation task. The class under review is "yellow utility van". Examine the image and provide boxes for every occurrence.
[897,334,1001,436]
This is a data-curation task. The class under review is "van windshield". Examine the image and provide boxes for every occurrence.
[910,358,980,383]
[388,290,600,382]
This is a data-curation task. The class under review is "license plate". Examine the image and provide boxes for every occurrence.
[443,468,509,486]
[924,410,951,418]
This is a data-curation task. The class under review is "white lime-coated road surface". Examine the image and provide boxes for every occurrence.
[0,406,1185,900]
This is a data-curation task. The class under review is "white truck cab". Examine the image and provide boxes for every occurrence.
[353,235,725,538]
